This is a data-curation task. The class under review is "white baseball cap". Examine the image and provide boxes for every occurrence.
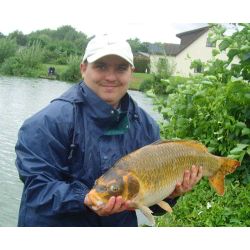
[82,34,134,67]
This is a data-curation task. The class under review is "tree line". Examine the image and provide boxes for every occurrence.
[0,25,162,79]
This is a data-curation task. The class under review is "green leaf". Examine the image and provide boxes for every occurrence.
[212,49,220,57]
[247,146,250,155]
[235,122,246,128]
[245,93,250,100]
[219,38,232,51]
[242,128,250,136]
[227,48,239,62]
[230,144,249,154]
[227,154,240,160]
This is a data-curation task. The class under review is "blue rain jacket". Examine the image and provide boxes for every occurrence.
[16,82,176,227]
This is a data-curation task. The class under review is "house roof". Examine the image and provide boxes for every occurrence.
[164,43,181,56]
[147,43,165,55]
[176,26,209,54]
[145,26,209,56]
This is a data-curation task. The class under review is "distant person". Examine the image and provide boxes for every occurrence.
[15,34,203,226]
[48,66,55,76]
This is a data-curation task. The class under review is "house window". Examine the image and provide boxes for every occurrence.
[194,65,203,73]
[206,38,216,47]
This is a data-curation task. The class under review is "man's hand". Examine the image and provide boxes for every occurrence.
[84,195,134,216]
[168,165,203,199]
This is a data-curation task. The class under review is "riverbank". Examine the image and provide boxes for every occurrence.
[19,63,153,91]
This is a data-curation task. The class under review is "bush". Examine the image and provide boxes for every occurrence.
[139,78,154,92]
[60,55,82,82]
[0,38,17,63]
[158,76,250,182]
[0,41,44,77]
[18,41,44,68]
[154,57,175,79]
[0,56,42,77]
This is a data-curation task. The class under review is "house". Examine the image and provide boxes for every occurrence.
[145,26,238,76]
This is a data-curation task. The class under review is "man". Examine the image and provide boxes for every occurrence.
[15,34,202,226]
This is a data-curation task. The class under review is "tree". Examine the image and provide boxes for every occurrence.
[8,30,27,46]
[128,38,149,53]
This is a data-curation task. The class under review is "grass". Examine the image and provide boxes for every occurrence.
[39,64,68,79]
[130,72,153,90]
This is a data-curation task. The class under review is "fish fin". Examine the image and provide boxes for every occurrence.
[209,158,240,196]
[151,139,208,152]
[209,171,225,196]
[219,157,240,175]
[137,204,155,226]
[157,200,173,213]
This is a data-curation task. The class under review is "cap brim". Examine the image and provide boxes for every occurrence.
[87,49,134,67]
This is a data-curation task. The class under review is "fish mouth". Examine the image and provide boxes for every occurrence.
[88,189,105,209]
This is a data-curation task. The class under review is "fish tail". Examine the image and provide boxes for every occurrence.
[209,157,240,196]
[220,157,241,175]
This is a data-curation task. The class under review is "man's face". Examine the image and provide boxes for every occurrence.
[80,55,133,108]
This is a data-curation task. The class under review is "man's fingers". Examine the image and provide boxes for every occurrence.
[183,170,191,189]
[197,166,203,180]
[191,165,198,178]
[112,196,124,212]
[94,196,131,216]
[104,196,116,212]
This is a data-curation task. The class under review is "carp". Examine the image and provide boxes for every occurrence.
[88,140,240,225]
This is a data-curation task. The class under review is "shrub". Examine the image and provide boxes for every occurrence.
[0,38,17,63]
[158,76,250,182]
[139,78,154,92]
[18,41,44,68]
[60,55,82,82]
[0,41,44,77]
[154,57,175,79]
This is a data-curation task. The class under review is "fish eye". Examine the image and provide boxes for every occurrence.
[109,184,119,193]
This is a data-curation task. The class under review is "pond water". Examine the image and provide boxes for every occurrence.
[0,76,161,226]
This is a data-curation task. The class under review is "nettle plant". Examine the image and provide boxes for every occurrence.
[158,23,250,183]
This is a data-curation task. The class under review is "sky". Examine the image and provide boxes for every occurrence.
[0,0,248,43]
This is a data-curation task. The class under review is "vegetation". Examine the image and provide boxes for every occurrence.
[0,25,89,81]
[0,26,157,82]
[0,38,17,63]
[130,73,153,90]
[149,23,250,226]
[156,180,250,226]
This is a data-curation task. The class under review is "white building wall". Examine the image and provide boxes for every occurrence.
[174,31,238,76]
[150,30,239,77]
[150,55,176,74]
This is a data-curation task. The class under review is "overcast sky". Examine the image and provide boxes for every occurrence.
[0,0,248,43]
